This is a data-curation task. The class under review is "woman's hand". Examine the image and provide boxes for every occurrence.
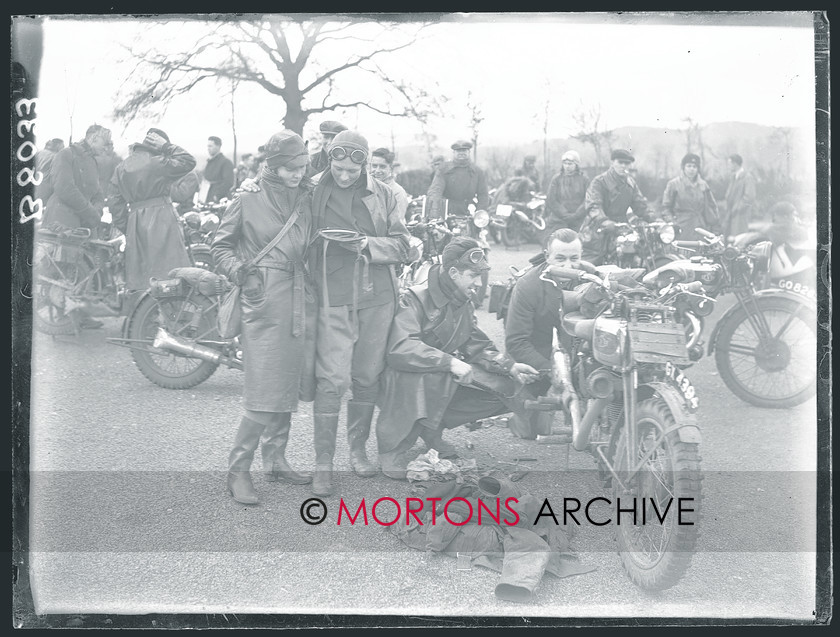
[450,358,474,385]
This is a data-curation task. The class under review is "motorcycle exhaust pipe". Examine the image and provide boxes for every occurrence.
[513,210,546,231]
[153,328,242,368]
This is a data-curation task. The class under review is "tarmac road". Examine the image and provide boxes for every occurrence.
[24,242,818,622]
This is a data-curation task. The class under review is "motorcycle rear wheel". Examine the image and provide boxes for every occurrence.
[127,293,219,389]
[502,217,528,247]
[714,295,816,409]
[612,398,702,591]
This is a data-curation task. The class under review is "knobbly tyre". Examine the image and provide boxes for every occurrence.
[493,192,547,248]
[107,267,243,389]
[398,214,452,292]
[672,228,817,409]
[527,263,714,590]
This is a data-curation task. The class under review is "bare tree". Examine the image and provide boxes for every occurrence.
[113,17,432,135]
[466,91,485,163]
[682,116,710,167]
[571,101,614,168]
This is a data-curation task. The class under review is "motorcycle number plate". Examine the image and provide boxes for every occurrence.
[664,361,699,411]
[495,204,513,218]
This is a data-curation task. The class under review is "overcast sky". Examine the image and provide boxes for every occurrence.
[27,12,817,165]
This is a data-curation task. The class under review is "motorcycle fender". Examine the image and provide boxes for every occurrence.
[122,290,154,338]
[641,382,701,444]
[707,289,812,354]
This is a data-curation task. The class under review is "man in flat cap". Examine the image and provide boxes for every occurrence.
[109,128,197,301]
[307,129,411,495]
[202,136,235,203]
[307,120,348,178]
[375,236,540,480]
[579,148,654,264]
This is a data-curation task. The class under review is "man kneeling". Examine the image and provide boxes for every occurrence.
[376,237,540,480]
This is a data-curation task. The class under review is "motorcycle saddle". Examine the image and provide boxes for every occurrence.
[561,311,596,341]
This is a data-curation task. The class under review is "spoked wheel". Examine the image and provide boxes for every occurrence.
[502,216,528,247]
[33,251,93,335]
[127,292,220,389]
[612,398,702,591]
[714,295,817,408]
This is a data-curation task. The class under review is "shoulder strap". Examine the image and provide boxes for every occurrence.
[244,205,300,268]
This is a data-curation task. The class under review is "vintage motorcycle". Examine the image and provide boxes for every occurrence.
[601,219,681,271]
[108,267,243,389]
[493,192,547,247]
[405,194,429,223]
[672,228,817,409]
[526,262,713,590]
[399,215,452,292]
[33,224,127,335]
[178,208,220,271]
[34,210,214,336]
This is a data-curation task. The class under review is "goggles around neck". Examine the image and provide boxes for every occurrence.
[329,145,368,164]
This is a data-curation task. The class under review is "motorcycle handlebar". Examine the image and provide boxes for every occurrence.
[672,240,706,250]
[695,227,719,240]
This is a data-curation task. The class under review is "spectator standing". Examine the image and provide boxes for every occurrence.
[661,153,721,240]
[202,136,234,203]
[369,147,409,220]
[723,153,757,237]
[306,120,348,178]
[34,138,64,204]
[426,140,490,219]
[544,150,590,234]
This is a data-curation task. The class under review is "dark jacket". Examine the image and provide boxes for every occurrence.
[203,153,234,202]
[43,141,105,231]
[584,167,649,225]
[504,264,567,372]
[724,170,756,236]
[95,151,123,203]
[427,161,490,218]
[310,170,410,309]
[490,176,534,213]
[108,144,196,289]
[34,149,58,203]
[170,171,201,208]
[376,265,514,453]
[212,185,315,412]
[545,170,590,229]
[306,149,329,178]
[662,174,721,240]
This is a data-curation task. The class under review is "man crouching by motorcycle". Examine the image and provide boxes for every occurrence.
[503,228,589,437]
[579,148,655,265]
[375,237,540,480]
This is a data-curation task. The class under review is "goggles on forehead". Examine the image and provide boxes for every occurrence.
[459,248,485,265]
[329,145,368,164]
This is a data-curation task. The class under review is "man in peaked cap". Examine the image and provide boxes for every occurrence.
[306,119,348,177]
[579,147,654,264]
[427,139,490,220]
[375,236,540,480]
[109,127,196,303]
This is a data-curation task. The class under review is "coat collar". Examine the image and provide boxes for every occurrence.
[428,265,450,308]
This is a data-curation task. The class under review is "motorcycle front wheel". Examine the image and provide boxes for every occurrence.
[127,292,220,389]
[612,398,702,591]
[714,295,817,409]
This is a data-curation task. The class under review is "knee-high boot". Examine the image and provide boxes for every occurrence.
[346,400,377,478]
[261,413,313,485]
[312,412,339,496]
[379,421,422,481]
[227,416,265,504]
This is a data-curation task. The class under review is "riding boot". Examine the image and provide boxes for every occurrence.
[346,401,378,478]
[380,423,422,481]
[261,413,313,485]
[419,426,459,459]
[227,416,265,505]
[312,412,339,496]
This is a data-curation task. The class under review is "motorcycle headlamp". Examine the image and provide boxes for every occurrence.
[659,224,676,244]
[747,240,772,273]
[473,209,490,228]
